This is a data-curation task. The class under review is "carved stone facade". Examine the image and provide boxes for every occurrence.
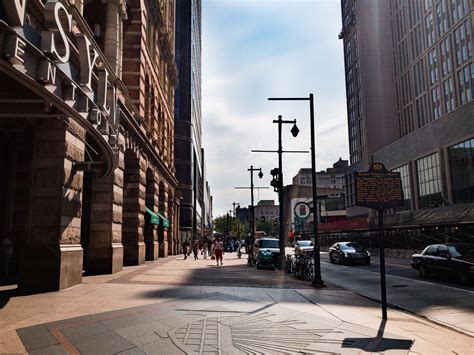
[0,0,180,293]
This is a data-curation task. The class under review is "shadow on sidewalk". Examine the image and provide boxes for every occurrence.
[342,319,413,352]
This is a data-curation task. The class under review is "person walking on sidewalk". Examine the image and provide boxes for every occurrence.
[214,238,224,266]
[182,239,189,260]
[192,240,199,260]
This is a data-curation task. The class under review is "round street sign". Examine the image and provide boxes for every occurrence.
[294,202,311,219]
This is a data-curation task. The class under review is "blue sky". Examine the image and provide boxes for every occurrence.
[202,0,348,217]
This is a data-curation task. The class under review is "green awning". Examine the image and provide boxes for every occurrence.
[157,212,170,228]
[145,207,160,225]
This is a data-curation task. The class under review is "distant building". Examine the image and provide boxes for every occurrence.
[292,158,348,189]
[254,200,279,223]
[175,0,204,240]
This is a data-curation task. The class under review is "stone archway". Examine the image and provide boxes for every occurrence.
[122,150,145,265]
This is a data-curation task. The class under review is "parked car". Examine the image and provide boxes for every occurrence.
[294,240,314,254]
[410,243,474,284]
[328,242,370,265]
[253,238,280,267]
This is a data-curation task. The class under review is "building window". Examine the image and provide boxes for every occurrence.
[393,164,411,210]
[428,49,438,85]
[448,137,474,203]
[431,86,441,119]
[458,63,473,105]
[424,0,433,11]
[451,0,468,24]
[415,94,429,127]
[440,36,452,77]
[410,24,424,60]
[425,13,435,48]
[436,2,448,36]
[443,78,455,113]
[454,20,472,66]
[414,59,426,96]
[416,152,442,208]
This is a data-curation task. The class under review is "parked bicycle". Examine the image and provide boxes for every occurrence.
[292,252,315,281]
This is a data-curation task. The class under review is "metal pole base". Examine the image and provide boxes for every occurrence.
[311,279,326,288]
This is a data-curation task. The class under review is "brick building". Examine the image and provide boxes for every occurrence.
[340,0,474,224]
[0,0,180,293]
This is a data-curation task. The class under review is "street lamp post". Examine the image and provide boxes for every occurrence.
[268,93,325,287]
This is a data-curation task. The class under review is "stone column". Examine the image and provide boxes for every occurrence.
[144,169,159,260]
[19,119,84,293]
[122,150,146,265]
[83,150,124,274]
[167,191,174,255]
[158,183,168,258]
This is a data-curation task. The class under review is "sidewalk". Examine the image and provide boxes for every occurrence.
[0,253,473,354]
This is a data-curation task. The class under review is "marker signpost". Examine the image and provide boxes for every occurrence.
[354,162,403,320]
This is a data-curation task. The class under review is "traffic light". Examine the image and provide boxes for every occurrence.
[270,168,280,192]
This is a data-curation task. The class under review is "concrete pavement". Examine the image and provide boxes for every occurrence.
[0,253,473,354]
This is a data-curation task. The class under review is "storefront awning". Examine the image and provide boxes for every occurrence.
[157,212,170,228]
[145,207,170,228]
[145,207,160,225]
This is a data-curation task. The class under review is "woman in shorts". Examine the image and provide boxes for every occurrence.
[214,238,224,266]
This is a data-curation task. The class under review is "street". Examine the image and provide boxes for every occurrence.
[2,254,473,354]
[318,251,474,336]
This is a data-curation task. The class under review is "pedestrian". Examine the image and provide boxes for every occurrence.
[203,241,208,259]
[182,239,189,260]
[193,240,199,260]
[214,238,224,266]
[210,239,216,260]
[207,238,212,254]
[1,232,13,277]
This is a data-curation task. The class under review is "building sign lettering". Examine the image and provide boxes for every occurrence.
[0,0,119,149]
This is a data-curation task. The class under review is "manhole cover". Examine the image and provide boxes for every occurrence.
[392,284,408,288]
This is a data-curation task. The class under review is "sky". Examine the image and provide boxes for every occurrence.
[202,0,348,218]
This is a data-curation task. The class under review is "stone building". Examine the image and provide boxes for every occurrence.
[254,200,279,223]
[0,0,180,293]
[340,0,474,224]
